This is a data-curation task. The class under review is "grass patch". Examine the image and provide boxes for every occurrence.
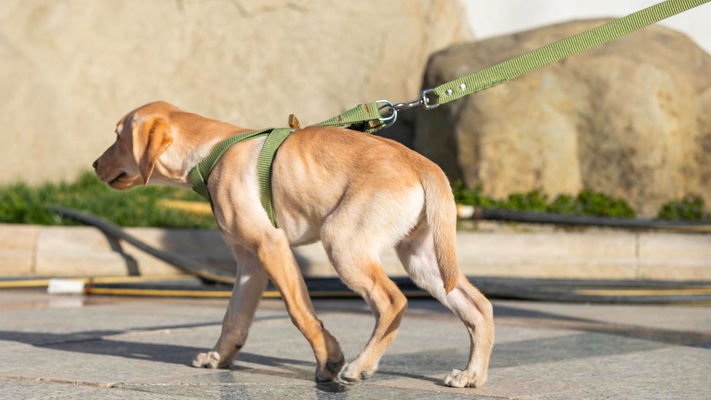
[0,171,216,228]
[453,181,636,218]
[657,195,709,222]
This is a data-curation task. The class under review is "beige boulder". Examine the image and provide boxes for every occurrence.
[415,19,711,216]
[0,0,472,184]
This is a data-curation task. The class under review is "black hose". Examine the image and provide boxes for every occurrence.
[472,208,711,231]
[47,206,711,304]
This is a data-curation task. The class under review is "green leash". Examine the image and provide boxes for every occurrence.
[188,0,709,228]
[424,0,710,108]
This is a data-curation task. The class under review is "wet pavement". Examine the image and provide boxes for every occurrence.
[0,290,709,399]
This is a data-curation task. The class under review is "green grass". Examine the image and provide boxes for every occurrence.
[1,173,706,228]
[453,181,636,218]
[0,171,216,228]
[657,195,709,222]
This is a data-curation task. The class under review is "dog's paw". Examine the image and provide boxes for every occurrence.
[336,363,360,384]
[192,351,228,369]
[443,368,485,388]
[316,356,345,382]
[337,359,379,384]
[360,369,374,380]
[359,360,379,380]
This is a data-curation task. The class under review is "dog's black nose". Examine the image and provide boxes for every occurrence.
[92,160,98,170]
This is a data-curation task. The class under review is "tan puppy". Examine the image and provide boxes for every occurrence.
[93,101,494,388]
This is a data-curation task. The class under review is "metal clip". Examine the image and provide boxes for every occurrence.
[392,98,423,111]
[420,88,440,110]
[374,88,440,129]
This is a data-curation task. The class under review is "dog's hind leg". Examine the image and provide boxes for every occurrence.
[193,245,268,369]
[326,249,407,383]
[321,193,417,383]
[396,224,494,388]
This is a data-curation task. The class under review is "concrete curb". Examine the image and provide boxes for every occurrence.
[1,224,710,280]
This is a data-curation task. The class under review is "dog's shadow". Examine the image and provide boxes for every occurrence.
[0,321,311,370]
[0,320,438,393]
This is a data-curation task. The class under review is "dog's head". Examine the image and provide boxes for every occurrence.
[93,102,176,190]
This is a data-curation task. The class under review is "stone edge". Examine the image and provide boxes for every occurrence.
[0,224,709,280]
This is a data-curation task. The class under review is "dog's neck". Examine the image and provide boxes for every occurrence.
[151,124,251,189]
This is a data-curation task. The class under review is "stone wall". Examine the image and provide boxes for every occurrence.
[0,0,472,184]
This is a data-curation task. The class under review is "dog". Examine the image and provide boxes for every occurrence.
[93,101,494,388]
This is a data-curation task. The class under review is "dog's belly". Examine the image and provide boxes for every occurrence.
[280,216,322,247]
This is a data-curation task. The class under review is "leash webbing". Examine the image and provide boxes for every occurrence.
[427,0,709,107]
[315,101,388,133]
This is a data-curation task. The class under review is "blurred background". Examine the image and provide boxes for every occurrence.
[0,1,710,281]
[467,0,710,52]
[1,0,709,221]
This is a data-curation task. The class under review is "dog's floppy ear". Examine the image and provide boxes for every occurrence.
[133,116,173,185]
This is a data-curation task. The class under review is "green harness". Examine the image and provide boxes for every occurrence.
[187,127,292,226]
[186,103,387,227]
[187,0,709,228]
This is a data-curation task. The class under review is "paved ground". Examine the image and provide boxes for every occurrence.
[0,290,709,399]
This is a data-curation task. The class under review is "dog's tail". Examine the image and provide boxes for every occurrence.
[420,168,460,294]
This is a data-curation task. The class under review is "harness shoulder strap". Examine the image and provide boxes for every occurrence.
[187,127,294,228]
[256,128,294,226]
[187,128,271,204]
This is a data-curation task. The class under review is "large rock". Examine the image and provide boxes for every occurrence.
[0,0,472,184]
[415,19,711,216]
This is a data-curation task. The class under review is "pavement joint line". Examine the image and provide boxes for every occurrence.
[117,382,315,387]
[105,383,197,399]
[0,374,115,388]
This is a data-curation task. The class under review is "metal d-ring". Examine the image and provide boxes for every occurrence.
[375,99,398,128]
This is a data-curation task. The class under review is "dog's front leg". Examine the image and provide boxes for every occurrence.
[193,246,268,369]
[256,229,345,381]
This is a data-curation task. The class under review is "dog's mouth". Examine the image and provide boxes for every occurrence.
[109,172,126,185]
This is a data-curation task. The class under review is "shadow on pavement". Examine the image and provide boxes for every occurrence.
[0,301,708,393]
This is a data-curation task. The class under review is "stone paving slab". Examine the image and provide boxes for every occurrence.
[0,291,709,399]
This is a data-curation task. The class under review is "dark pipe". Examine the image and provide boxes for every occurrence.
[473,208,711,231]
